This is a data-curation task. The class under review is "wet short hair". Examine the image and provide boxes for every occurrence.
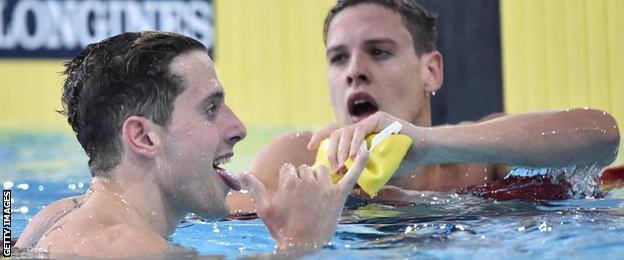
[323,0,438,56]
[60,31,206,175]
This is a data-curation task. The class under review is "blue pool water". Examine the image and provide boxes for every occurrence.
[3,132,624,259]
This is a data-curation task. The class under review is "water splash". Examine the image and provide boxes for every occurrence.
[509,164,603,198]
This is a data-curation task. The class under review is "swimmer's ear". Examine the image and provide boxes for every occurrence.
[420,50,443,94]
[122,115,160,158]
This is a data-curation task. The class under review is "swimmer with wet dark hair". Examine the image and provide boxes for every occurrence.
[227,0,620,211]
[15,31,369,257]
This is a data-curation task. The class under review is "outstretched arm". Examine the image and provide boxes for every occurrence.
[310,109,619,172]
[419,108,619,167]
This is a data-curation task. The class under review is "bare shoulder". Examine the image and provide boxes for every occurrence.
[249,131,316,190]
[43,222,170,257]
[15,195,83,249]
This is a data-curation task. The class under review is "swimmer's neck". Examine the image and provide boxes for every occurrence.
[87,167,185,238]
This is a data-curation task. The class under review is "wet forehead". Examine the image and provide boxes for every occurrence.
[326,4,412,49]
[169,51,223,103]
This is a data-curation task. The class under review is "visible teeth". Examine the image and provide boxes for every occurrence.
[213,157,231,167]
[354,99,368,105]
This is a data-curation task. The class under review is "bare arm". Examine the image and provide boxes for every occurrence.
[310,109,619,174]
[417,108,619,167]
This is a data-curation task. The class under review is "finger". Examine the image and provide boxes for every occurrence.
[298,164,316,183]
[350,125,368,158]
[337,127,354,168]
[338,143,370,192]
[278,163,298,192]
[239,173,270,210]
[308,123,340,150]
[315,165,331,187]
[327,129,341,170]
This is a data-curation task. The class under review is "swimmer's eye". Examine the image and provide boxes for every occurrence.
[370,48,391,59]
[329,53,348,65]
[205,102,219,118]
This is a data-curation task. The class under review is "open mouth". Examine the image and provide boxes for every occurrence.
[213,155,241,191]
[347,92,379,123]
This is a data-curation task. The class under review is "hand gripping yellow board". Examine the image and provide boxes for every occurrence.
[312,121,412,197]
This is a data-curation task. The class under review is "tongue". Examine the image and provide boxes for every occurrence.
[214,168,241,191]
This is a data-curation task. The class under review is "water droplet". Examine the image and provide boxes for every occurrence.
[17,183,29,190]
[538,222,551,232]
[151,211,157,216]
[18,206,29,214]
[431,91,436,96]
[68,184,77,190]
[38,185,44,191]
[517,226,525,232]
[3,181,14,189]
[77,182,84,188]
[404,226,413,234]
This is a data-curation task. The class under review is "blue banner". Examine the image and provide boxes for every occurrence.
[0,0,214,58]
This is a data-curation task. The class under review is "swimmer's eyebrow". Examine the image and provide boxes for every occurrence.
[327,44,347,57]
[326,38,399,56]
[362,38,399,48]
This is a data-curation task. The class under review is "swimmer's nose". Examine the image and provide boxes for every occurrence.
[346,54,371,86]
[225,106,246,146]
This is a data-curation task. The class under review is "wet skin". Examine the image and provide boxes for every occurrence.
[17,50,373,257]
[226,4,620,213]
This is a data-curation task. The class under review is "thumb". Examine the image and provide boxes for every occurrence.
[239,173,270,211]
